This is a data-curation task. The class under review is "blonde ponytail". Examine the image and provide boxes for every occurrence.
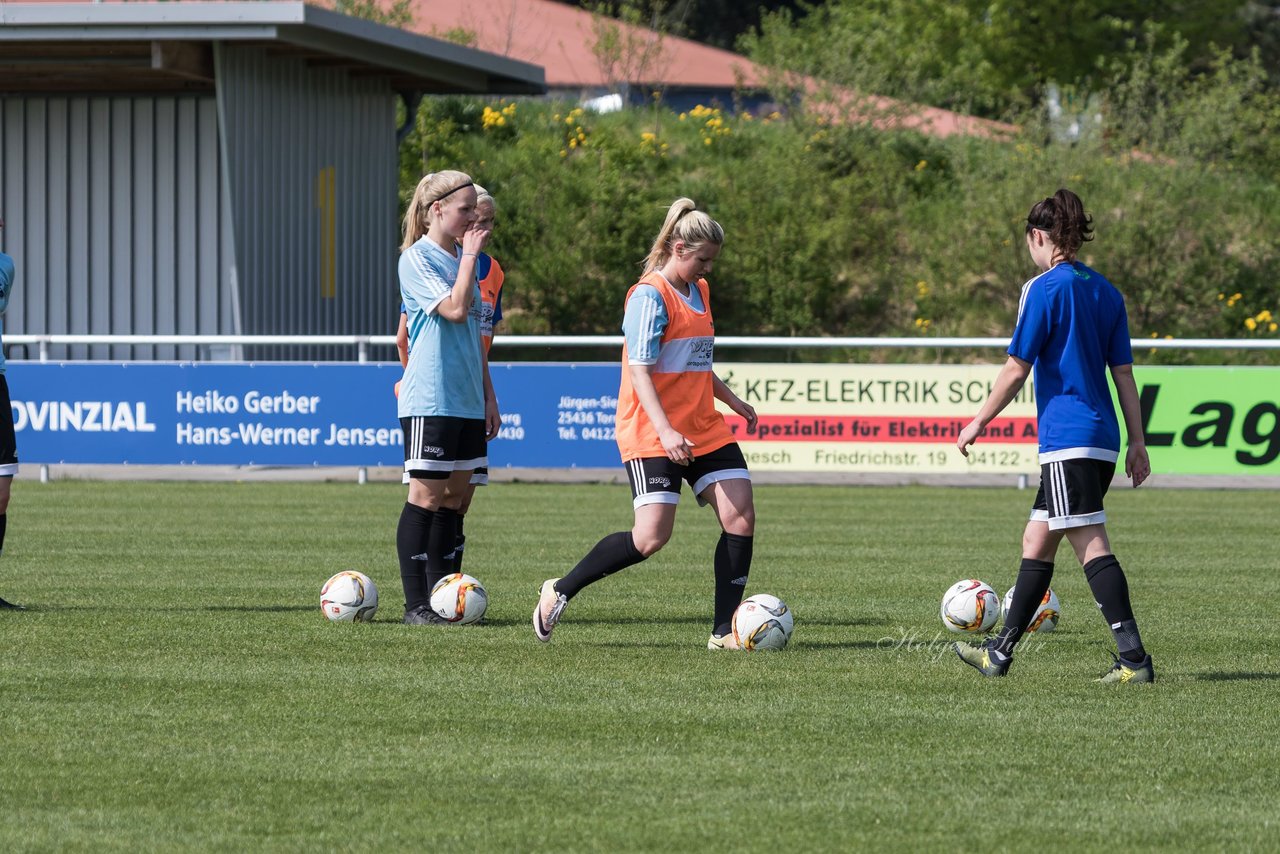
[642,198,724,272]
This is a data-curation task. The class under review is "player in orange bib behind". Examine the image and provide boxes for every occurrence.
[533,198,758,649]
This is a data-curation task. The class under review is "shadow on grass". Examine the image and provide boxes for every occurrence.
[1191,671,1280,682]
[555,615,714,627]
[794,639,885,650]
[594,641,695,649]
[794,617,883,628]
[29,604,318,614]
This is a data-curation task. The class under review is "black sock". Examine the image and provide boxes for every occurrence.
[992,558,1054,657]
[713,532,753,636]
[426,507,459,592]
[556,531,646,599]
[396,503,433,611]
[0,513,6,557]
[1084,554,1147,662]
[453,516,466,574]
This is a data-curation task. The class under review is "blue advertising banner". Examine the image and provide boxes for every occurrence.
[14,362,1273,473]
[8,362,624,468]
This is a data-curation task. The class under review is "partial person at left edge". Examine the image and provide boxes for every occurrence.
[0,216,24,610]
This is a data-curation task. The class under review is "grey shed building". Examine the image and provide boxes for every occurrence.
[0,1,545,361]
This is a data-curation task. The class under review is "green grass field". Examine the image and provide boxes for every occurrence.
[2,480,1278,851]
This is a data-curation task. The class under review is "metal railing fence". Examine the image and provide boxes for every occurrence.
[8,333,1280,362]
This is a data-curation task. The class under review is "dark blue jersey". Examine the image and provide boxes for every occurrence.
[1008,261,1133,462]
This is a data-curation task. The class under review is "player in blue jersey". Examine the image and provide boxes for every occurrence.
[394,171,499,626]
[0,216,22,610]
[953,189,1153,683]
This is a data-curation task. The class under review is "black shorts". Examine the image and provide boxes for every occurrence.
[401,416,487,481]
[1031,457,1115,530]
[0,375,17,476]
[624,443,750,509]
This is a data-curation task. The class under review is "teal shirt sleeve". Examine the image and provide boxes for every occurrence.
[622,285,667,365]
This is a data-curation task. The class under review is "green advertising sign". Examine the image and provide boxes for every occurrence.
[713,363,1278,476]
[1135,367,1280,474]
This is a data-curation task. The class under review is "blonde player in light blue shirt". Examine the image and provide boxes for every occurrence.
[393,172,499,625]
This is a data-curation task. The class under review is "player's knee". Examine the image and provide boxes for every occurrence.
[722,507,754,537]
[632,530,669,556]
[1021,528,1054,560]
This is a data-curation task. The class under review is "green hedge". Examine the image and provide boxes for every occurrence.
[398,97,1280,364]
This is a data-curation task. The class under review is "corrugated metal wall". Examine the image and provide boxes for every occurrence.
[0,94,236,361]
[0,44,399,363]
[215,44,399,362]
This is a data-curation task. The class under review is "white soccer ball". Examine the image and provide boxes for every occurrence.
[320,570,379,622]
[430,572,488,624]
[1002,585,1061,633]
[940,579,1000,633]
[732,593,795,651]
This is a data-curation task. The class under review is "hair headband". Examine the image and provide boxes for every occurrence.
[432,181,474,205]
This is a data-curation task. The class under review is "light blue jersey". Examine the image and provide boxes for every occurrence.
[621,278,705,365]
[397,237,485,419]
[0,252,14,375]
[1008,261,1132,463]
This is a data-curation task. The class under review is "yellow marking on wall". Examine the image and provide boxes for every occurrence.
[316,166,336,299]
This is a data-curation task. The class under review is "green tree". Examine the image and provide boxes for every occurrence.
[742,0,1261,121]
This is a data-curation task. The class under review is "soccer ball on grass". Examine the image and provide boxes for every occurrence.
[940,579,1000,633]
[1001,585,1060,632]
[320,570,379,622]
[732,593,794,651]
[430,572,488,624]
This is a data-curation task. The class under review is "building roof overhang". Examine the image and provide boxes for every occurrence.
[0,2,546,94]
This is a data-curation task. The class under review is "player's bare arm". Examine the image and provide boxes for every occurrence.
[957,355,1032,456]
[1110,363,1150,488]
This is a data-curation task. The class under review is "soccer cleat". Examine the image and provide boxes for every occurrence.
[1098,653,1156,685]
[533,578,568,643]
[403,604,449,626]
[0,595,24,610]
[953,639,1011,677]
[707,633,740,650]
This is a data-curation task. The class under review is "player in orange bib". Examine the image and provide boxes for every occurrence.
[452,185,504,571]
[533,199,758,649]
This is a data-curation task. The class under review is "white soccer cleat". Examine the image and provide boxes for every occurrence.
[707,633,740,650]
[533,578,568,642]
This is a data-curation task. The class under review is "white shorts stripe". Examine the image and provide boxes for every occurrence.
[633,491,679,509]
[630,459,646,498]
[1051,461,1066,518]
[1039,447,1119,464]
[692,468,751,497]
[1048,510,1107,531]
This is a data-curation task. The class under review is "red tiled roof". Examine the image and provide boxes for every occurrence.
[409,0,763,90]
